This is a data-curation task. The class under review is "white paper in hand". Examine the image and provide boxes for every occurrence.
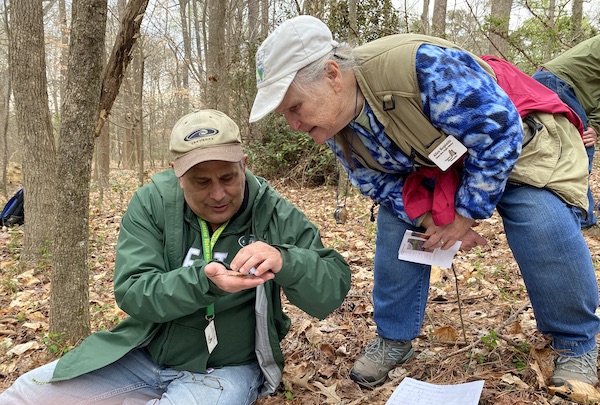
[398,230,461,268]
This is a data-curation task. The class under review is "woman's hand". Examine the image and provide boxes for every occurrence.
[421,211,487,251]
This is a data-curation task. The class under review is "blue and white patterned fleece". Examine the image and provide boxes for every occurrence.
[326,44,523,224]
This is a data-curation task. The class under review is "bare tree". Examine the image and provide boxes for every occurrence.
[9,0,56,264]
[206,0,227,112]
[571,0,584,44]
[348,0,358,44]
[96,0,150,137]
[51,0,107,344]
[261,0,268,37]
[58,0,69,107]
[178,0,191,113]
[248,0,259,42]
[94,49,110,190]
[432,0,447,37]
[0,0,10,197]
[487,0,513,57]
[421,0,431,35]
[132,42,145,186]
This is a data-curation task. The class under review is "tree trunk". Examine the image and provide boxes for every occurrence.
[96,0,150,137]
[178,0,191,113]
[58,0,69,110]
[51,0,107,344]
[0,0,9,196]
[571,0,583,45]
[0,71,9,197]
[191,0,207,111]
[95,119,110,188]
[348,0,358,44]
[260,0,268,38]
[9,0,56,264]
[133,43,145,186]
[432,0,447,38]
[248,0,259,42]
[206,0,227,112]
[487,0,513,57]
[420,0,430,35]
[96,49,110,189]
[123,104,134,170]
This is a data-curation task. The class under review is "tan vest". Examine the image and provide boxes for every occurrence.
[343,34,588,211]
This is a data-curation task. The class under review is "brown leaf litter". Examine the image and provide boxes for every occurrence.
[1,167,600,404]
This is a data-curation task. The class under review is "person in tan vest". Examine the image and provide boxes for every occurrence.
[533,35,600,235]
[250,15,600,389]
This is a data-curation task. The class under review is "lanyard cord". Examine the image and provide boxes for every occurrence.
[199,218,229,320]
[334,83,359,222]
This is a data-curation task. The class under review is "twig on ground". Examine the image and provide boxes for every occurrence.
[441,300,531,360]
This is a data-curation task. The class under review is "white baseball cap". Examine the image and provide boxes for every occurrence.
[249,15,337,123]
[169,109,244,177]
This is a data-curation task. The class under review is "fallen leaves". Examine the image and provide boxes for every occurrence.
[549,380,600,404]
[2,170,600,405]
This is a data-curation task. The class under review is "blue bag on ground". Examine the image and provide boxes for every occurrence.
[1,188,24,227]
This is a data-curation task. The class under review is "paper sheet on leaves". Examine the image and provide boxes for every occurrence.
[385,377,484,405]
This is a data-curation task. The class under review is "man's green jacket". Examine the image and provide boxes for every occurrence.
[50,169,351,396]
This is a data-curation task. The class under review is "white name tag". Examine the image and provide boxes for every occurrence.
[428,135,467,171]
[205,320,218,354]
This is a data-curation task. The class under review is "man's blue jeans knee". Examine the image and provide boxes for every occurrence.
[0,349,265,405]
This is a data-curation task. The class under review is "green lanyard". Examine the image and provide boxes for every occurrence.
[199,218,229,319]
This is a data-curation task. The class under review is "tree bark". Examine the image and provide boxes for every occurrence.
[9,0,56,264]
[432,0,447,38]
[0,0,10,196]
[348,0,358,44]
[178,0,191,113]
[487,0,513,57]
[96,0,150,136]
[133,43,145,186]
[571,0,583,45]
[58,0,69,109]
[260,0,268,38]
[420,0,430,35]
[51,0,107,344]
[206,0,227,112]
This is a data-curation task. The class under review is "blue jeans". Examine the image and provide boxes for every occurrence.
[532,69,597,227]
[0,349,264,405]
[373,183,600,356]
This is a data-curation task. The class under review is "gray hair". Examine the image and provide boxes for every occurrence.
[291,43,359,98]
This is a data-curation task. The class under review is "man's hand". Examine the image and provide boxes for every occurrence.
[229,241,283,276]
[582,127,597,148]
[204,241,283,293]
[204,261,274,294]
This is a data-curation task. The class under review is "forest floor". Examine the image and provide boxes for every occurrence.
[2,164,600,404]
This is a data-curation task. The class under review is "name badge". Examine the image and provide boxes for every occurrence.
[205,320,218,354]
[428,135,467,171]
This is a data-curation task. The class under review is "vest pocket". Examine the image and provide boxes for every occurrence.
[509,114,557,187]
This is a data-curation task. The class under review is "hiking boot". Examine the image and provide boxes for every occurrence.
[350,335,414,388]
[582,224,600,239]
[550,346,599,386]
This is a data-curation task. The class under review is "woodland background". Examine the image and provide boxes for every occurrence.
[0,0,599,403]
